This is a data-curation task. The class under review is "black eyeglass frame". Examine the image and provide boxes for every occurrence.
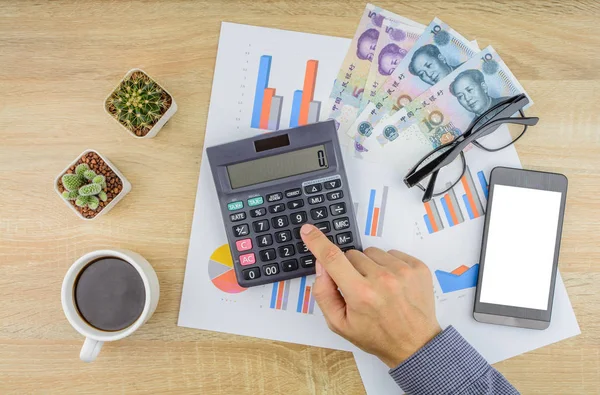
[404,94,539,203]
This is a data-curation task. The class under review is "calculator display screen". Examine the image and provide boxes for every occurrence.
[227,145,328,189]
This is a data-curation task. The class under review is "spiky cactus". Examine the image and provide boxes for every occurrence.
[60,163,109,210]
[106,71,169,135]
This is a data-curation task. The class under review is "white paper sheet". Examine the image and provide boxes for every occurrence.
[178,23,580,394]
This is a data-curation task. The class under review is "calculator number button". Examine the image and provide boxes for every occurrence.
[285,188,302,198]
[236,238,252,252]
[304,184,322,194]
[329,203,346,216]
[296,242,309,254]
[275,230,292,243]
[259,249,276,262]
[336,232,353,245]
[287,199,304,210]
[252,220,270,233]
[308,195,325,205]
[324,179,342,190]
[239,253,256,266]
[256,234,273,247]
[333,217,350,231]
[266,192,283,202]
[272,215,289,229]
[263,263,280,276]
[243,267,261,280]
[269,203,286,213]
[282,259,299,272]
[250,207,267,217]
[310,207,328,220]
[227,201,244,211]
[293,227,302,240]
[300,256,316,268]
[229,212,247,222]
[326,191,343,201]
[233,224,249,237]
[278,244,295,258]
[341,246,357,253]
[290,211,308,225]
[314,221,331,233]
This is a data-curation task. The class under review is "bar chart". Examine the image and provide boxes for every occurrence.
[435,264,480,293]
[269,280,291,310]
[364,186,389,237]
[297,276,316,314]
[251,55,322,131]
[422,166,488,234]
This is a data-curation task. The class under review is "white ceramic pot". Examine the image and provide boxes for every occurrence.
[54,149,132,221]
[104,68,178,139]
[61,249,160,362]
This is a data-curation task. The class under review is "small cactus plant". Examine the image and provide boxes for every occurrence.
[60,163,107,210]
[105,71,171,136]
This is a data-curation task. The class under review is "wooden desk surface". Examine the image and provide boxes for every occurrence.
[1,1,599,393]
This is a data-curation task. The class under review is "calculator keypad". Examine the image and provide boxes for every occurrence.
[224,175,360,287]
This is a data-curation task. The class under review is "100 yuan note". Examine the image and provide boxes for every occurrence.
[360,46,531,167]
[346,18,479,145]
[326,4,422,135]
[359,19,425,113]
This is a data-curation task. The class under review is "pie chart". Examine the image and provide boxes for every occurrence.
[209,244,246,294]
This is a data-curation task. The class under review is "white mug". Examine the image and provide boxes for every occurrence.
[61,249,160,362]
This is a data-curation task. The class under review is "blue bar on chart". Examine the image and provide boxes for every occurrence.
[296,276,307,313]
[435,264,480,293]
[251,55,272,129]
[270,280,290,310]
[441,182,464,227]
[423,199,444,234]
[364,187,388,237]
[477,170,489,200]
[461,166,484,220]
[289,90,303,127]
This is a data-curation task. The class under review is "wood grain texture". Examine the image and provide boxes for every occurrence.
[1,0,599,393]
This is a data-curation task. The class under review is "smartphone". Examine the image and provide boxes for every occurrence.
[473,167,568,329]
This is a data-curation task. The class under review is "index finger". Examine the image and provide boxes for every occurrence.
[300,224,366,291]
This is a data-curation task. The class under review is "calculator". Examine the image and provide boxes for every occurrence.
[206,120,362,287]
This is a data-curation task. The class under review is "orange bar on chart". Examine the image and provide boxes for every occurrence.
[444,195,460,226]
[424,201,439,233]
[461,176,481,218]
[275,281,285,310]
[298,60,319,125]
[302,286,311,314]
[259,88,276,129]
[451,265,470,276]
[370,207,380,236]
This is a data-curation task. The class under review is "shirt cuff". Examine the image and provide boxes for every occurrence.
[388,326,489,395]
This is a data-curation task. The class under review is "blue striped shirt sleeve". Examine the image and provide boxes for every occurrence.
[388,326,519,394]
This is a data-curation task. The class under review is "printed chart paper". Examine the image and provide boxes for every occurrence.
[178,22,356,351]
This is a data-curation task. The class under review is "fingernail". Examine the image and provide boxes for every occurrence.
[301,224,315,235]
[316,261,323,277]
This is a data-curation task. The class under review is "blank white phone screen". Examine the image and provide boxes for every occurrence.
[479,185,562,310]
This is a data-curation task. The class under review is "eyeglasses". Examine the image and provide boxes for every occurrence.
[404,94,539,203]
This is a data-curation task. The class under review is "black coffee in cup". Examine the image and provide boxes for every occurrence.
[74,257,146,331]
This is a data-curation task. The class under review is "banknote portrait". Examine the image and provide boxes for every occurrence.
[356,28,379,61]
[377,43,408,76]
[449,69,509,119]
[407,44,460,86]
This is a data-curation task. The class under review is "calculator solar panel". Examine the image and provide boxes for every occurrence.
[207,120,362,287]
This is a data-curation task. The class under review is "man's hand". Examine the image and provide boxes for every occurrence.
[300,223,441,368]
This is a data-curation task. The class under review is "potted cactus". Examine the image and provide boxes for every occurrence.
[54,150,131,220]
[104,69,177,138]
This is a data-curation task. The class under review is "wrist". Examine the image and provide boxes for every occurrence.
[380,323,442,368]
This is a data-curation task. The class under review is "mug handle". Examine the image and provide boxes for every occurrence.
[80,337,103,362]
